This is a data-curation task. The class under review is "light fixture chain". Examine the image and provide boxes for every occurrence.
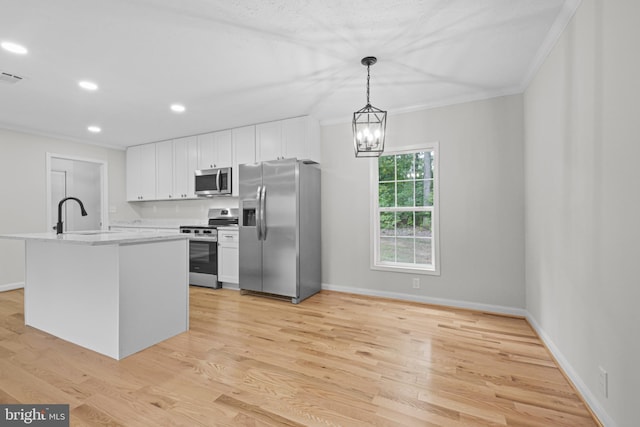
[366,64,371,105]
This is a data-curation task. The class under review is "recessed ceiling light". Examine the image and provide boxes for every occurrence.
[170,104,186,113]
[1,41,28,55]
[87,126,101,133]
[78,80,98,91]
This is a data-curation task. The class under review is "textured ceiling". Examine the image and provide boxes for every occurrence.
[0,0,580,148]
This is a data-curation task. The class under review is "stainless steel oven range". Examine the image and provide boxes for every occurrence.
[180,208,238,288]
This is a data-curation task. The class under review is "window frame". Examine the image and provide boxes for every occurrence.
[370,142,440,276]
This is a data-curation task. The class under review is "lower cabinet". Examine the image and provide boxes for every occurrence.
[217,229,239,284]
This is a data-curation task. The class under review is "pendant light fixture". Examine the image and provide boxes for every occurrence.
[352,56,387,157]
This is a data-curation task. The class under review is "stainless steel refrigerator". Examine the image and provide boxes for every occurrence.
[239,158,321,303]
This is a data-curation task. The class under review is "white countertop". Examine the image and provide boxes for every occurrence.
[0,230,188,246]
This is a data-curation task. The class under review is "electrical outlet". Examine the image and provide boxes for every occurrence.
[598,366,608,398]
[412,278,420,289]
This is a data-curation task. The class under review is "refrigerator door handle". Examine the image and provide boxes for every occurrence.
[256,185,262,240]
[260,185,267,240]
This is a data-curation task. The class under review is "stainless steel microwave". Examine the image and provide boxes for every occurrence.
[195,167,232,196]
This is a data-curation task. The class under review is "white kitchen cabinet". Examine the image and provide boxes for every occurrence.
[198,130,232,170]
[125,117,315,203]
[216,131,233,168]
[197,133,214,169]
[217,229,239,284]
[232,125,256,197]
[256,121,282,162]
[126,143,156,201]
[283,116,321,163]
[255,116,320,163]
[155,140,174,200]
[173,136,198,199]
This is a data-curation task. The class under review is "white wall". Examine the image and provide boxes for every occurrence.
[51,157,102,231]
[0,128,136,286]
[321,95,525,309]
[524,1,640,426]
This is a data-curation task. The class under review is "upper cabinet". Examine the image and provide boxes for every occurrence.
[256,116,320,163]
[173,136,198,199]
[156,137,200,200]
[155,140,174,200]
[198,130,232,170]
[126,143,156,201]
[231,125,256,197]
[283,116,321,162]
[125,116,318,202]
[256,121,282,162]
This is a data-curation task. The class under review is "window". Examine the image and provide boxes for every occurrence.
[371,144,439,274]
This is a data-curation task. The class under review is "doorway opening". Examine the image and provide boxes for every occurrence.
[46,153,108,233]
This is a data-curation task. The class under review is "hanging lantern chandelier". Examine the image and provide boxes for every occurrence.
[352,56,387,158]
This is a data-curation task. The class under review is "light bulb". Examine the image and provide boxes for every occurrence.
[1,41,28,55]
[78,81,98,91]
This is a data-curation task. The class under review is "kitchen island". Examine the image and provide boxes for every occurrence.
[0,230,189,360]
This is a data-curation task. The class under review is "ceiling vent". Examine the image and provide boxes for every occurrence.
[0,71,24,84]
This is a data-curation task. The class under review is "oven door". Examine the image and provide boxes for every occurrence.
[188,239,220,288]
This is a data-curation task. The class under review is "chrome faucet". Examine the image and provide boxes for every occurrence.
[56,197,88,234]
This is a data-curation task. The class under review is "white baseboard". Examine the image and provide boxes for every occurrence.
[321,283,527,317]
[526,314,615,427]
[0,282,24,292]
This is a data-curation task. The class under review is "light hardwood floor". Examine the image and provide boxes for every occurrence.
[0,287,599,426]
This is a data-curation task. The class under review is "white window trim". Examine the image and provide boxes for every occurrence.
[370,142,440,276]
